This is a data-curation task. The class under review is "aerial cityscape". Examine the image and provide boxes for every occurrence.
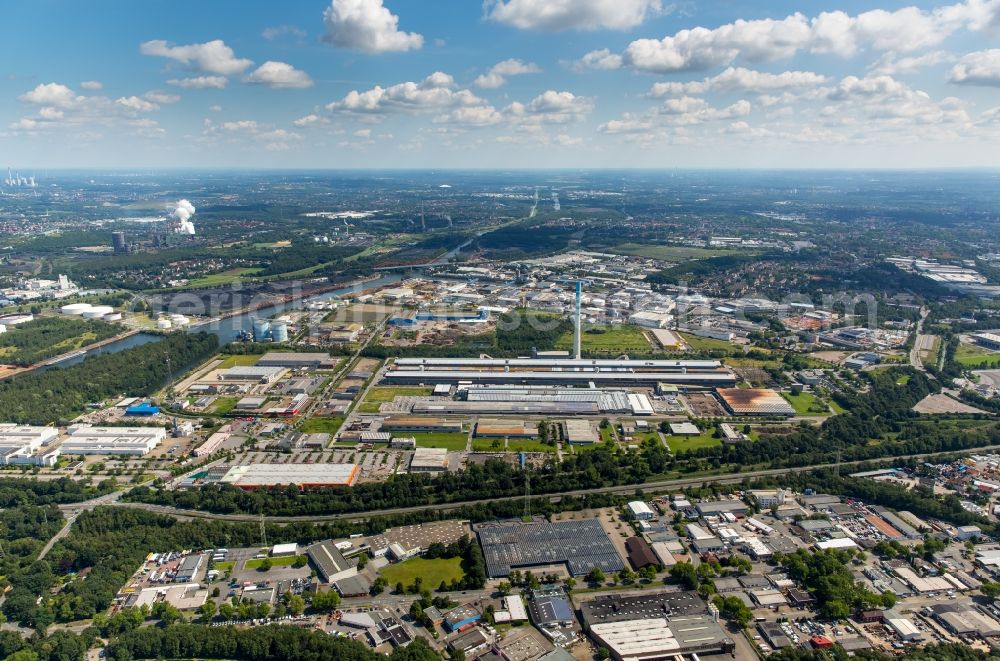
[4,2,1000,661]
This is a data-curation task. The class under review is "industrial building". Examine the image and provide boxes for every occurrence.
[716,388,797,416]
[580,591,735,660]
[0,424,59,465]
[383,357,736,388]
[475,419,536,438]
[307,540,358,584]
[217,463,359,489]
[61,425,167,456]
[381,417,462,433]
[255,352,337,369]
[409,447,449,472]
[932,604,1000,638]
[475,518,625,578]
[216,365,286,383]
[563,419,599,444]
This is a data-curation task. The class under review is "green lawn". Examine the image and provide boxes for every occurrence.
[244,555,304,570]
[955,342,1000,368]
[359,386,433,412]
[211,396,239,415]
[781,392,831,416]
[666,434,722,453]
[299,416,344,435]
[555,324,652,354]
[678,332,734,352]
[896,375,911,385]
[381,557,464,590]
[507,439,557,453]
[599,425,616,443]
[472,438,507,452]
[187,267,262,288]
[211,561,234,572]
[217,354,261,368]
[410,432,467,450]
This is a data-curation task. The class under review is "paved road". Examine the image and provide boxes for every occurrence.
[910,307,933,371]
[94,443,1000,525]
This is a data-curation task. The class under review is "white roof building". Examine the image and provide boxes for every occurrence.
[61,425,167,456]
[815,538,858,551]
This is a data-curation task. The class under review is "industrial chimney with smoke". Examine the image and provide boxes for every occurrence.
[169,199,196,235]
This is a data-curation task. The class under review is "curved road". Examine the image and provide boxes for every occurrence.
[67,443,1000,525]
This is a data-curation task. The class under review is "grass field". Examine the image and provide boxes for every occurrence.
[678,332,734,352]
[187,268,262,288]
[472,438,507,452]
[666,433,722,453]
[611,243,742,261]
[244,555,304,570]
[299,416,344,435]
[359,386,433,412]
[410,432,467,450]
[217,354,261,368]
[211,396,239,415]
[381,557,464,590]
[781,392,831,416]
[955,342,1000,367]
[211,561,235,572]
[599,425,616,443]
[555,324,652,353]
[507,439,556,453]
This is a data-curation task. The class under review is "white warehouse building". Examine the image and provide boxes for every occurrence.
[61,425,167,456]
[0,424,60,466]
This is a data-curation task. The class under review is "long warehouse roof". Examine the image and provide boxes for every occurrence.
[385,370,735,385]
[394,357,722,369]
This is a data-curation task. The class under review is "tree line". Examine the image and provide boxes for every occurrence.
[0,332,218,425]
[0,316,122,366]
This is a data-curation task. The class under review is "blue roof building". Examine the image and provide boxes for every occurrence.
[125,403,160,416]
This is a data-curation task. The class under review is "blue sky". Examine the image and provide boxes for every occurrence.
[3,0,1000,168]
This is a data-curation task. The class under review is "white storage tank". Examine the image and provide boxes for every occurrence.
[82,305,115,319]
[270,320,289,343]
[156,319,172,329]
[170,315,190,326]
[103,313,123,322]
[61,303,93,316]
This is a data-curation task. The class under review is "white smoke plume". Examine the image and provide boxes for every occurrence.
[170,199,196,235]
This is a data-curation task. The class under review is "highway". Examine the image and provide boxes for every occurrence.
[64,443,1000,526]
[910,307,934,372]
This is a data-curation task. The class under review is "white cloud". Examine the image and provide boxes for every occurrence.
[145,91,181,104]
[293,114,322,126]
[262,25,307,41]
[209,105,223,112]
[14,82,173,136]
[167,76,228,89]
[649,67,827,97]
[116,96,158,112]
[244,61,314,89]
[39,107,64,120]
[326,72,485,115]
[485,0,663,31]
[587,0,1000,74]
[949,49,1000,86]
[354,128,372,138]
[19,83,79,108]
[322,0,423,53]
[436,105,505,127]
[574,48,624,70]
[80,80,103,90]
[221,120,259,131]
[506,90,594,125]
[475,59,541,88]
[140,39,252,75]
[868,50,955,75]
